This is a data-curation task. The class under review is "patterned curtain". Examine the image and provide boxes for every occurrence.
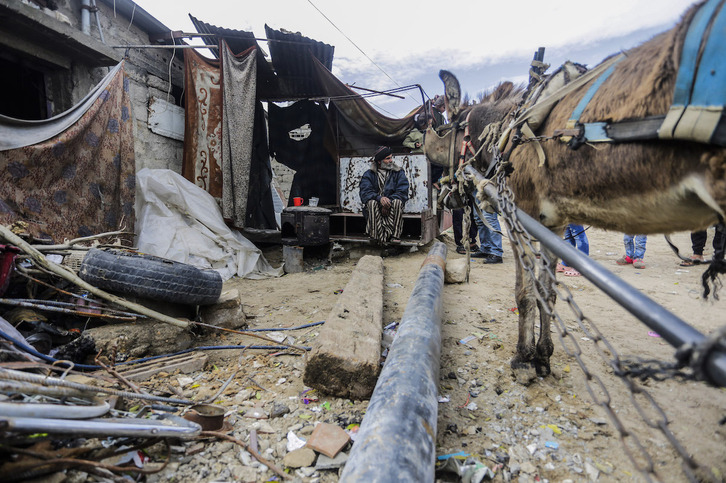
[0,63,135,243]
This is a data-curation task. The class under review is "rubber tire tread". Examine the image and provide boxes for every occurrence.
[79,248,222,305]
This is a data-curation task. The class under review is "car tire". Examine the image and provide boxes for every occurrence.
[79,248,222,305]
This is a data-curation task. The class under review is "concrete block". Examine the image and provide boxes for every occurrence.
[283,245,304,273]
[199,288,247,330]
[303,255,384,399]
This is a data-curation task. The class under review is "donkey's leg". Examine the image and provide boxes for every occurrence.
[510,241,538,383]
[534,247,557,377]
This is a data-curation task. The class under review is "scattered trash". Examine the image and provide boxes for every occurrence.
[334,289,344,295]
[648,331,661,338]
[438,395,451,403]
[386,283,403,288]
[286,430,307,452]
[459,335,477,345]
[545,441,559,450]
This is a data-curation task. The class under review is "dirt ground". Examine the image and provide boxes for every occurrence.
[140,226,726,482]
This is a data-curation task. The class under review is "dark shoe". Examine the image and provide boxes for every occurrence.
[471,251,489,258]
[456,245,466,255]
[483,255,503,264]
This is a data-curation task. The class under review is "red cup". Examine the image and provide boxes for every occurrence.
[293,197,303,206]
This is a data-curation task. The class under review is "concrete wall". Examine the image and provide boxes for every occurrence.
[24,0,186,173]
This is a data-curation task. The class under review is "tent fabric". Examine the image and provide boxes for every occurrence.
[220,42,257,228]
[182,48,223,201]
[135,168,282,281]
[0,63,135,243]
[268,100,337,206]
[0,62,124,152]
[311,56,416,146]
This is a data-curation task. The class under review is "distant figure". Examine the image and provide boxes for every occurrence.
[359,146,409,244]
[432,95,447,128]
[403,114,428,153]
[617,234,647,269]
[453,207,478,254]
[680,225,725,266]
[556,224,589,276]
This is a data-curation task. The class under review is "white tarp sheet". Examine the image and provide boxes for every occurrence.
[135,168,283,280]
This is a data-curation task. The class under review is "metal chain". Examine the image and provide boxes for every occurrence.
[489,165,714,483]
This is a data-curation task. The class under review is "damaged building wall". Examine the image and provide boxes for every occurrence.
[0,0,185,173]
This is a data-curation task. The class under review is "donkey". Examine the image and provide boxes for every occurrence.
[425,0,726,381]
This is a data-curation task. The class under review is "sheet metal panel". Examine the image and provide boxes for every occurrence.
[339,154,428,214]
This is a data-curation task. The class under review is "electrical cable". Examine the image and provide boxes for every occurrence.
[306,0,420,108]
[0,329,310,372]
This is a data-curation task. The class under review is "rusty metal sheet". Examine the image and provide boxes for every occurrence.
[339,154,429,214]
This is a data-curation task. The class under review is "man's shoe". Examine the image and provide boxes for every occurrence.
[483,254,503,264]
[471,251,489,258]
[633,258,646,269]
[456,245,466,255]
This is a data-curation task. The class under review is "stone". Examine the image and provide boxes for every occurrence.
[315,452,349,470]
[304,422,351,458]
[199,288,247,330]
[282,447,316,468]
[270,402,290,418]
[445,258,468,283]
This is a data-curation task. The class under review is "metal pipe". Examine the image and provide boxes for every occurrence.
[464,164,726,387]
[81,0,91,35]
[1,414,201,439]
[0,401,109,419]
[341,242,446,482]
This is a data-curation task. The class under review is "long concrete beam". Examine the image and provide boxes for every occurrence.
[341,241,447,482]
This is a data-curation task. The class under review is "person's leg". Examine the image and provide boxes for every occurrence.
[389,199,405,240]
[713,224,725,260]
[633,234,647,259]
[365,200,384,242]
[632,234,647,268]
[691,230,707,256]
[571,225,589,256]
[617,234,635,264]
[471,204,489,257]
[483,211,503,257]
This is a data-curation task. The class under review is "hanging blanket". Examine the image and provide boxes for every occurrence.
[0,62,135,242]
[182,49,223,201]
[220,43,257,227]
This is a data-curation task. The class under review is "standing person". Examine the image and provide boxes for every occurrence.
[617,234,647,269]
[452,207,479,255]
[556,224,589,276]
[680,225,726,266]
[359,146,409,244]
[473,201,503,264]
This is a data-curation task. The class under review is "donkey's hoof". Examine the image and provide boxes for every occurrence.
[511,358,537,385]
[535,360,551,378]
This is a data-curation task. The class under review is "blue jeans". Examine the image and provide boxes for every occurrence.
[562,224,589,267]
[624,234,647,259]
[473,205,503,256]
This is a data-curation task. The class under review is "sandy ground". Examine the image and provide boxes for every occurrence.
[141,226,725,482]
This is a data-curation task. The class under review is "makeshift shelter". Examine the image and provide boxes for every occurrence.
[184,17,444,245]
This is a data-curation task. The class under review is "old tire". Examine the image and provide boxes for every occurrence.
[79,248,222,305]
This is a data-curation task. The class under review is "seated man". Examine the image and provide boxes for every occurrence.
[359,146,409,244]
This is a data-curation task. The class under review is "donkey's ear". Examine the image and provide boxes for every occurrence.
[439,70,461,119]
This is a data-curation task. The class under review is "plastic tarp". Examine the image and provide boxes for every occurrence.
[135,168,282,280]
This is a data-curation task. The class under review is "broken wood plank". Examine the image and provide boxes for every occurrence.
[303,255,383,399]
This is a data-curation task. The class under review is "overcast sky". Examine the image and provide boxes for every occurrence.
[134,0,697,117]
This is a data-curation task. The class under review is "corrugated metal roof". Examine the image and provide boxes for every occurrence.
[188,15,335,101]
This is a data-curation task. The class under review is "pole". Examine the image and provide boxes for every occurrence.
[341,242,447,482]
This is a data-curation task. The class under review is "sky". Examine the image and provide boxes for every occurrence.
[133,0,698,117]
